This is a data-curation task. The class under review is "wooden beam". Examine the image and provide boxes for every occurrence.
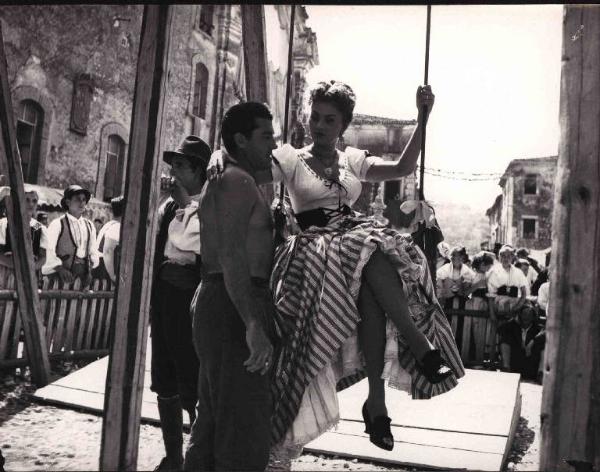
[99,5,173,470]
[241,5,269,103]
[540,5,600,471]
[0,22,51,386]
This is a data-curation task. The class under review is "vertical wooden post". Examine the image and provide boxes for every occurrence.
[540,5,600,471]
[0,22,50,386]
[241,5,269,103]
[99,5,172,470]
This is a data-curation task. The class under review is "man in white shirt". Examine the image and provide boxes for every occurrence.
[42,185,100,287]
[94,196,124,283]
[150,136,210,471]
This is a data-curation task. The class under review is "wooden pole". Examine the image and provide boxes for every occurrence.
[241,5,269,103]
[540,5,600,471]
[0,22,51,386]
[99,5,172,470]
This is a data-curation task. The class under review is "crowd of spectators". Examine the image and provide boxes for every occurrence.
[0,184,123,289]
[435,242,550,382]
[0,183,553,384]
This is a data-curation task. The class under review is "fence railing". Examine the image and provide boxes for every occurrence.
[0,273,114,369]
[1,277,506,371]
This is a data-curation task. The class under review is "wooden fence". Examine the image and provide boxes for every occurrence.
[0,273,500,372]
[0,273,114,369]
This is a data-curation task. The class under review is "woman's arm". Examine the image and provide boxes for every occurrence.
[208,149,275,185]
[364,86,434,182]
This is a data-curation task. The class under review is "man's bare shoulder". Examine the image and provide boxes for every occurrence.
[214,165,259,195]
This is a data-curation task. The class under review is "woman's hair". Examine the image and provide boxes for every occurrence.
[472,251,495,271]
[450,246,468,262]
[309,80,356,131]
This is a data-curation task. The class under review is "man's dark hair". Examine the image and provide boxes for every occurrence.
[221,102,273,155]
[110,195,125,217]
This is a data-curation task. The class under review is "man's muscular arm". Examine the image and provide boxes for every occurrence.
[213,171,273,375]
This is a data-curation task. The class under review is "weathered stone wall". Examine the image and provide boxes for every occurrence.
[1,5,142,195]
[510,160,556,249]
[2,5,317,207]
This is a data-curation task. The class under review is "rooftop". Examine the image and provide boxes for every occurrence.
[499,155,558,187]
[351,114,417,127]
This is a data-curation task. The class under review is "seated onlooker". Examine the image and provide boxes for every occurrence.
[436,245,475,311]
[0,189,48,288]
[42,185,100,287]
[487,245,529,320]
[93,196,124,283]
[498,302,545,382]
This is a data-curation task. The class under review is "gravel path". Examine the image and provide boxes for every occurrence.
[0,364,542,471]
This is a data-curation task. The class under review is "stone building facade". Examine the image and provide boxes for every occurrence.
[1,5,318,203]
[485,156,557,250]
[340,114,418,219]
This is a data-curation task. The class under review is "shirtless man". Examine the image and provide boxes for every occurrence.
[184,102,277,471]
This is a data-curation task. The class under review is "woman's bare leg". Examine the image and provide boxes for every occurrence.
[357,282,387,419]
[362,249,434,360]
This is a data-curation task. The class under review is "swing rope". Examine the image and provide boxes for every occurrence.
[274,5,295,234]
[418,4,431,201]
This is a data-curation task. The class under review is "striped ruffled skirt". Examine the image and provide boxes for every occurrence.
[269,215,465,450]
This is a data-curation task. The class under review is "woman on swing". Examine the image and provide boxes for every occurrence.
[210,81,464,459]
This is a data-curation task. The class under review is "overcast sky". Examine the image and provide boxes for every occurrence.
[303,5,564,211]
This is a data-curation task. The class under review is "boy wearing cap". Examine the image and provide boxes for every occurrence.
[150,135,210,471]
[42,185,99,287]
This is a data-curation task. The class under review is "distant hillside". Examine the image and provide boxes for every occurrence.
[429,200,489,255]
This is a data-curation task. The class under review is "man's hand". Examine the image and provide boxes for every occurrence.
[243,321,273,376]
[56,266,73,284]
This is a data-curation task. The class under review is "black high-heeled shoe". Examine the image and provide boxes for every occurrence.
[417,349,454,384]
[362,401,394,451]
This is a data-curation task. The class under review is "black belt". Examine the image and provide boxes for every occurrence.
[295,205,351,231]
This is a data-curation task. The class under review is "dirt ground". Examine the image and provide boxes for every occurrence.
[0,362,542,471]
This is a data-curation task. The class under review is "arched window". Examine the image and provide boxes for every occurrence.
[103,134,126,201]
[198,5,215,36]
[192,63,209,119]
[16,99,44,183]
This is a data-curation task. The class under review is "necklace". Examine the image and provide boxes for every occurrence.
[312,148,338,177]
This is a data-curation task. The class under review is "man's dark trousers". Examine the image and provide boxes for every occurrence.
[184,274,273,471]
